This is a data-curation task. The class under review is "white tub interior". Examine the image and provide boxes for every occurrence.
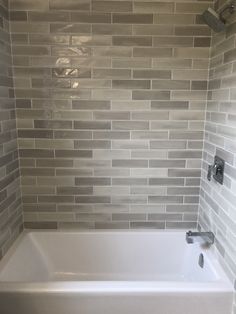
[0,231,231,284]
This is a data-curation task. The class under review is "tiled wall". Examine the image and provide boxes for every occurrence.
[198,0,236,292]
[0,0,22,259]
[10,0,212,229]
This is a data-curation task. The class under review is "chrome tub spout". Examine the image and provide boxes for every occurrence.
[186,231,215,247]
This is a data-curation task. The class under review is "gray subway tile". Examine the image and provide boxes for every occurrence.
[130,222,165,229]
[113,13,153,24]
[168,169,201,177]
[75,177,111,186]
[112,195,147,204]
[149,160,186,168]
[57,187,93,195]
[76,196,111,203]
[150,140,186,149]
[112,121,149,130]
[152,80,190,90]
[133,69,171,79]
[55,150,92,158]
[92,1,132,12]
[175,26,210,36]
[50,0,90,10]
[168,187,199,195]
[72,100,110,110]
[112,58,151,69]
[93,111,130,120]
[29,12,70,22]
[71,12,111,23]
[94,131,130,139]
[131,131,168,140]
[133,48,172,58]
[93,68,131,79]
[149,178,185,186]
[11,0,49,10]
[75,140,111,149]
[166,222,197,229]
[92,24,132,35]
[74,121,111,130]
[112,80,150,89]
[148,196,184,204]
[132,111,168,120]
[54,130,92,139]
[134,2,174,13]
[148,213,182,221]
[112,36,152,47]
[133,25,173,35]
[113,178,147,186]
[153,36,193,47]
[112,159,148,168]
[132,91,170,100]
[168,150,202,159]
[18,129,53,139]
[112,213,146,221]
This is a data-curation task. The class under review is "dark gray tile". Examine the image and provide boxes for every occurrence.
[149,178,184,186]
[74,140,111,149]
[50,23,91,34]
[113,13,153,24]
[133,48,172,58]
[133,70,171,79]
[54,130,92,139]
[92,1,132,12]
[75,196,111,203]
[148,196,183,204]
[112,159,148,168]
[130,222,165,229]
[113,178,147,185]
[132,90,170,100]
[75,177,111,186]
[55,150,92,158]
[112,36,152,46]
[112,80,150,89]
[149,160,186,168]
[113,121,149,130]
[74,121,111,130]
[29,12,70,22]
[92,24,132,35]
[19,149,54,158]
[71,12,111,23]
[18,130,53,139]
[50,0,90,10]
[34,120,72,129]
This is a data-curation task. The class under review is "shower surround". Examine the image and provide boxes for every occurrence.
[10,0,211,230]
[0,0,233,311]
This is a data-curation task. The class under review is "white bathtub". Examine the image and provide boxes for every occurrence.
[0,231,233,314]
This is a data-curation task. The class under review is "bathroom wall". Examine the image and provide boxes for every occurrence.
[0,0,22,259]
[10,0,212,229]
[198,0,236,289]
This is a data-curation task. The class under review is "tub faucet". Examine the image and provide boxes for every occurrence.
[186,230,215,247]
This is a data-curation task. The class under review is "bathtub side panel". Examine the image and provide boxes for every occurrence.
[0,291,233,314]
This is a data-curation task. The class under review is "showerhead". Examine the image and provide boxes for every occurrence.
[202,8,226,32]
[202,1,235,32]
